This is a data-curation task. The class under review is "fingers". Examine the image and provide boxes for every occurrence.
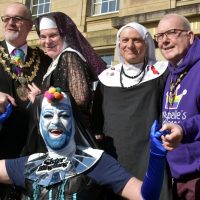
[162,142,176,151]
[0,92,16,113]
[159,123,173,131]
[162,139,179,151]
[161,131,182,151]
[27,83,41,103]
[160,123,184,150]
[28,83,41,94]
[160,123,180,133]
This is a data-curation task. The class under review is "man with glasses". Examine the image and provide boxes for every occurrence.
[0,2,51,199]
[155,13,200,199]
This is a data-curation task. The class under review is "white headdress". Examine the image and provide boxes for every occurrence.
[116,22,156,65]
[39,16,57,30]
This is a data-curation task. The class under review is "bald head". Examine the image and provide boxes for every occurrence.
[158,13,191,32]
[5,3,32,21]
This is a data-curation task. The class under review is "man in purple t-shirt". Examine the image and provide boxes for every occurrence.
[155,13,200,199]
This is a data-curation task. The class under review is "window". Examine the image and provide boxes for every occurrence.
[92,0,119,16]
[101,54,114,68]
[27,0,51,20]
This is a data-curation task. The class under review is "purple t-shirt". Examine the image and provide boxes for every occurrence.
[6,152,132,194]
[162,37,200,180]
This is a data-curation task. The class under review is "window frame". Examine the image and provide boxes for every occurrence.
[28,0,51,19]
[91,0,119,16]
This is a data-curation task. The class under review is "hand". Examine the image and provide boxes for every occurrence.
[0,103,12,123]
[0,92,16,113]
[28,83,41,103]
[160,123,183,151]
[150,120,167,157]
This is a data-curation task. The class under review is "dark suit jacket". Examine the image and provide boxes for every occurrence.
[0,40,51,159]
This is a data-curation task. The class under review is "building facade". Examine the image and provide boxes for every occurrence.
[0,0,200,66]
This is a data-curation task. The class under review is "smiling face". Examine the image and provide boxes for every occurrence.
[119,27,147,64]
[157,15,194,66]
[39,28,64,59]
[40,102,73,151]
[2,3,33,47]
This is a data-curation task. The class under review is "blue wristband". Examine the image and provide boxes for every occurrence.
[0,103,12,123]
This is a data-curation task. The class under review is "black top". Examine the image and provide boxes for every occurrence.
[100,69,173,200]
[101,70,169,177]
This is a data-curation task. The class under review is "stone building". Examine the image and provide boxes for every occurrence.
[0,0,200,66]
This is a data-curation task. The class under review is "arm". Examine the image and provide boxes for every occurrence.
[0,157,27,188]
[0,160,12,184]
[120,177,142,200]
[56,52,92,107]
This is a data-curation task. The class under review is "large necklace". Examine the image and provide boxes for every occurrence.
[169,70,188,106]
[0,46,41,101]
[120,61,146,88]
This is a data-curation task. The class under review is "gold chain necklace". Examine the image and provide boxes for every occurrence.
[169,70,188,106]
[0,46,41,101]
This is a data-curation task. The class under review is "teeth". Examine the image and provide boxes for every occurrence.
[49,130,62,139]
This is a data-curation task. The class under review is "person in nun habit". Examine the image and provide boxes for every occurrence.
[28,12,106,136]
[0,86,181,200]
[98,22,172,199]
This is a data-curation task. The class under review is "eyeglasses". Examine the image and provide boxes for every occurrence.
[1,16,30,24]
[154,29,189,42]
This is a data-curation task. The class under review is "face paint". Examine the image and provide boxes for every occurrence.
[40,102,72,150]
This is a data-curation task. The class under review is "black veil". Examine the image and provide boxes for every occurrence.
[34,12,106,79]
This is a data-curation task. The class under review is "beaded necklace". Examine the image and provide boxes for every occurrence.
[0,46,41,101]
[120,59,146,88]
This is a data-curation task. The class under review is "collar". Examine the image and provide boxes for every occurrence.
[6,41,28,56]
[98,61,168,87]
[123,62,144,71]
[43,47,86,81]
[25,146,103,187]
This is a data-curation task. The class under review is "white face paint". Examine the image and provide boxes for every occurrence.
[40,102,73,151]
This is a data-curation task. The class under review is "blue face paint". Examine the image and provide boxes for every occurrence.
[40,103,72,150]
